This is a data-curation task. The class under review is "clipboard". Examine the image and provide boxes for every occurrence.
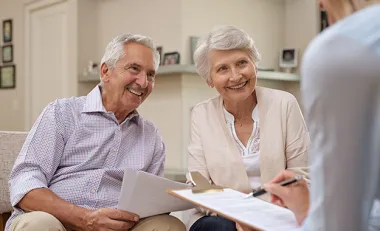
[187,171,224,193]
[168,172,299,231]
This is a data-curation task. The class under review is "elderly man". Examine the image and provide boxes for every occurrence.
[5,34,186,231]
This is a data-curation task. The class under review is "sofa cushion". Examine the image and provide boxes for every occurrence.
[0,131,28,213]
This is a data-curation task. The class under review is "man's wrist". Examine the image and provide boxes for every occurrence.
[70,204,91,230]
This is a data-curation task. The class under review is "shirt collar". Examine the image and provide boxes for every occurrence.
[82,85,107,113]
[223,104,259,123]
[81,85,140,124]
[120,110,140,125]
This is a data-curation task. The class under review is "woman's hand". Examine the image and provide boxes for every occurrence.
[236,223,254,231]
[263,170,310,225]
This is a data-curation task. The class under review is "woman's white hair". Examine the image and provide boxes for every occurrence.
[193,25,261,81]
[100,34,160,80]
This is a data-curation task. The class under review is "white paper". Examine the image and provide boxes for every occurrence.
[117,168,196,218]
[172,188,300,231]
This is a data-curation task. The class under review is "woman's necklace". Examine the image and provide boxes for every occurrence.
[235,119,247,128]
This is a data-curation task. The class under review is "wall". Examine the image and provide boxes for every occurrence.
[95,0,182,65]
[77,0,185,96]
[0,0,25,131]
[284,0,319,72]
[77,0,99,96]
[137,75,183,172]
[0,0,319,131]
[0,0,88,130]
[181,0,285,69]
[282,0,319,108]
[0,0,319,177]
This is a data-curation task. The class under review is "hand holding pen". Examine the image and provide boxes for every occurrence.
[263,170,310,225]
[246,175,303,198]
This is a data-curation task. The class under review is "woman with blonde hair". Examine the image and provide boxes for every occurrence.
[186,25,310,231]
[237,0,380,230]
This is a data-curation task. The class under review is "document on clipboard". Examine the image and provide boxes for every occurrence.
[117,168,196,218]
[168,172,300,231]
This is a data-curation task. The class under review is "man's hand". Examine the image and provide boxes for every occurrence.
[263,170,310,225]
[83,208,139,231]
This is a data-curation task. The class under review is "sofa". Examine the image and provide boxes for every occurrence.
[0,131,28,231]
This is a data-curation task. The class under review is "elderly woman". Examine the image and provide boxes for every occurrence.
[186,25,310,231]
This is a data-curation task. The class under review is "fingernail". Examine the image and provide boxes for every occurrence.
[134,216,139,221]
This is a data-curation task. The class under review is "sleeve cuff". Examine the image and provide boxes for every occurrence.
[10,174,48,207]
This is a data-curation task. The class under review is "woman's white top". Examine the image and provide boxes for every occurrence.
[301,4,380,231]
[223,105,261,190]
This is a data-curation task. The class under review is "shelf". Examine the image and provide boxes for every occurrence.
[157,65,300,81]
[78,64,300,82]
[78,73,100,82]
[157,64,196,75]
[258,70,300,82]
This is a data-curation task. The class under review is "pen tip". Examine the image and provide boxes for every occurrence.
[244,193,253,199]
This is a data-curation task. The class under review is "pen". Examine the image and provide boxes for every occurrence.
[245,175,303,198]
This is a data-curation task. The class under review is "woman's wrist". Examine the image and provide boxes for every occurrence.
[295,202,309,225]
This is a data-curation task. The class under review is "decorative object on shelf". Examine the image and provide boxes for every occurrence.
[2,45,13,63]
[279,48,298,73]
[0,65,16,89]
[2,19,12,43]
[320,10,329,32]
[82,60,99,77]
[156,46,163,65]
[190,36,199,64]
[163,52,180,65]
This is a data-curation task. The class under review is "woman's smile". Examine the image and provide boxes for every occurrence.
[226,80,249,90]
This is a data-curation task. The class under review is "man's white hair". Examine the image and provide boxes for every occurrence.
[193,25,261,81]
[100,34,160,81]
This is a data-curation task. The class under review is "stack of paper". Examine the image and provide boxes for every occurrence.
[170,188,300,231]
[117,168,196,218]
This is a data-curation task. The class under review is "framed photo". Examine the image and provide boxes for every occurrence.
[156,46,163,65]
[163,52,180,65]
[2,45,13,63]
[0,65,16,89]
[279,48,298,68]
[320,10,329,32]
[2,19,12,43]
[190,36,199,64]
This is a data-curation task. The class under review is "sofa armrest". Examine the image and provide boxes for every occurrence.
[0,131,28,214]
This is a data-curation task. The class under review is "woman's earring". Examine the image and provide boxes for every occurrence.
[206,79,214,88]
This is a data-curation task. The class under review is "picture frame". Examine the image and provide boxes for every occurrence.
[0,65,16,89]
[2,45,13,63]
[156,46,163,65]
[2,19,12,43]
[279,48,298,68]
[320,10,329,32]
[163,52,180,65]
[190,36,199,64]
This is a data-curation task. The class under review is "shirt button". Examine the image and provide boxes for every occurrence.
[91,188,96,193]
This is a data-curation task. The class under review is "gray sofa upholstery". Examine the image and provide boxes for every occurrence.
[0,131,28,230]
